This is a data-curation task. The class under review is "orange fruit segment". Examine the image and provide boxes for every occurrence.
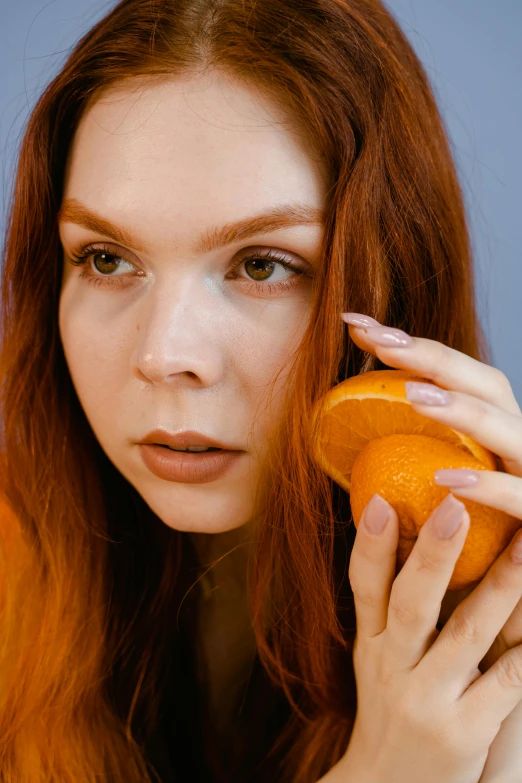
[311,369,520,590]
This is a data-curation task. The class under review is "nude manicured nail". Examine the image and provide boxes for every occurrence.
[434,469,479,487]
[429,494,467,539]
[363,493,392,535]
[341,312,381,328]
[405,382,451,406]
[366,326,414,347]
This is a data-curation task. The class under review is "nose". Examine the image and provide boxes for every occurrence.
[133,280,226,387]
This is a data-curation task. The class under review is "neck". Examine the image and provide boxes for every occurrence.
[188,522,258,594]
[186,523,260,727]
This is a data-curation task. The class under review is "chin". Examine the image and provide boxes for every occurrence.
[133,486,255,535]
[108,450,259,534]
[160,516,250,535]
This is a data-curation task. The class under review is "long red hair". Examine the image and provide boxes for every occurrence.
[0,0,491,780]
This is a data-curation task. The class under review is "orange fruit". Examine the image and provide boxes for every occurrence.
[311,369,520,590]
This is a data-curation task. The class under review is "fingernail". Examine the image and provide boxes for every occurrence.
[405,382,451,405]
[363,493,392,535]
[341,312,381,328]
[364,325,414,348]
[434,469,480,487]
[429,494,467,539]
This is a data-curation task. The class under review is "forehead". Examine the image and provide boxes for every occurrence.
[61,72,328,249]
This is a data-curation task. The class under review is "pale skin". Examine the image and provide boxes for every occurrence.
[57,67,328,726]
[328,319,522,782]
[56,67,522,777]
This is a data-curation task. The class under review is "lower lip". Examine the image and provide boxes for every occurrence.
[138,444,244,484]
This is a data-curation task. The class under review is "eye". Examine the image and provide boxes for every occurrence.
[229,247,311,294]
[67,243,313,296]
[67,245,136,289]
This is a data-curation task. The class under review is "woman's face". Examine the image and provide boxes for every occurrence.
[58,69,327,534]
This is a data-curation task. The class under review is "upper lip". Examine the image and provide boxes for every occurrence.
[139,429,239,450]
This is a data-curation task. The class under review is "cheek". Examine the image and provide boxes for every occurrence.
[241,308,310,448]
[59,295,127,419]
[235,298,311,384]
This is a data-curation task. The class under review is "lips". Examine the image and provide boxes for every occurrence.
[139,428,237,451]
[138,442,244,483]
[157,444,221,453]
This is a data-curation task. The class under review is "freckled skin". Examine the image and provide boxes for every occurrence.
[58,68,328,542]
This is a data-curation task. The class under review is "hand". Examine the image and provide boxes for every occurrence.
[343,312,522,781]
[329,489,522,783]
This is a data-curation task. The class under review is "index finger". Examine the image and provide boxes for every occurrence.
[348,493,399,639]
[342,315,520,416]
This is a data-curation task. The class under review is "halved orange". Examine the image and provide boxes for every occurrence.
[311,369,519,590]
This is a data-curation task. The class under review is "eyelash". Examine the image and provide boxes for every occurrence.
[67,243,309,296]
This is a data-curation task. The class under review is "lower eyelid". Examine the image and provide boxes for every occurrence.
[71,252,309,290]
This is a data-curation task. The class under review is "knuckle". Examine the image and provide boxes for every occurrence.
[502,485,522,516]
[349,582,382,615]
[348,540,388,591]
[496,650,522,689]
[388,589,422,627]
[446,606,480,645]
[413,544,445,576]
[467,398,489,428]
[487,566,512,596]
[348,567,380,611]
[491,367,512,394]
[429,342,448,376]
[350,540,383,569]
[415,343,447,382]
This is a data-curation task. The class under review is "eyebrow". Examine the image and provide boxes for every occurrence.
[57,198,325,255]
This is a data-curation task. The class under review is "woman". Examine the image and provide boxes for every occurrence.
[0,0,521,781]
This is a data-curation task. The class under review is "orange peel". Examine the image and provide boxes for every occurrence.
[311,369,520,590]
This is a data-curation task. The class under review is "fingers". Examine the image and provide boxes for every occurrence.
[416,528,522,699]
[381,494,470,669]
[434,468,522,518]
[348,493,399,638]
[404,390,522,472]
[458,644,522,738]
[349,489,522,742]
[343,317,521,416]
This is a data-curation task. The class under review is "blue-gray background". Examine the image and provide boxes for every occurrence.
[0,1,520,402]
